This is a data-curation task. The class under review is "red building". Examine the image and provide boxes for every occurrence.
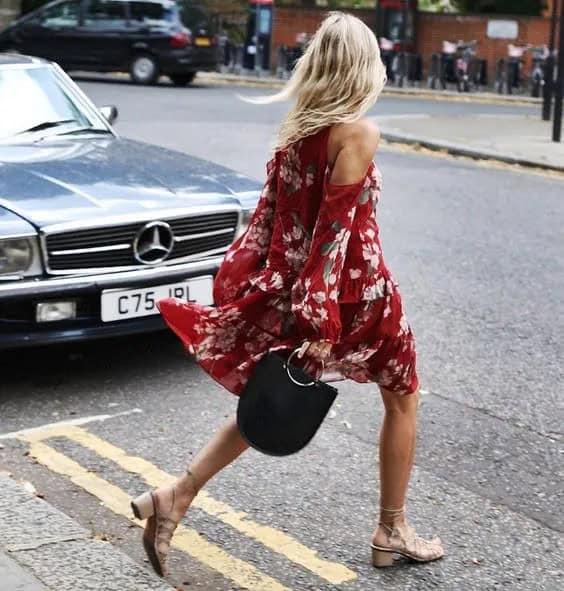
[270,1,556,79]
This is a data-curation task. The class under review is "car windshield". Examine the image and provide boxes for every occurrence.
[129,1,176,26]
[177,1,214,33]
[0,66,106,141]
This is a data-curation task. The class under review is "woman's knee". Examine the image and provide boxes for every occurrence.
[380,387,419,415]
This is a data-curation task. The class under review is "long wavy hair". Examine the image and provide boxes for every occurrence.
[247,12,387,151]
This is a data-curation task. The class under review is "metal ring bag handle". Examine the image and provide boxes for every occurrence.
[285,348,325,388]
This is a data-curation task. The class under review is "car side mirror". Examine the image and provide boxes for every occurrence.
[99,105,118,125]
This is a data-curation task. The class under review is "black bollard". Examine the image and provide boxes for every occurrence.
[543,0,559,121]
[552,0,563,141]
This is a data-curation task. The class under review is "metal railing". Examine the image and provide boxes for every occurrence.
[217,43,305,78]
[213,42,560,100]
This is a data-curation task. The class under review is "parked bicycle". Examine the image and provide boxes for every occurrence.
[394,51,409,87]
[496,44,531,95]
[530,45,549,98]
[379,37,396,84]
[428,40,457,90]
[455,40,479,93]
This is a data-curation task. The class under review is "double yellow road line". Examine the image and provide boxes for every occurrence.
[19,425,357,590]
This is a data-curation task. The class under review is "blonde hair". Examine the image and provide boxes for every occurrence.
[247,12,387,151]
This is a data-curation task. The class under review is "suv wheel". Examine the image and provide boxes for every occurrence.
[130,54,159,85]
[170,72,196,87]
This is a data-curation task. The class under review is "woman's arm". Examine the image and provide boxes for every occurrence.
[213,161,277,306]
[329,120,380,185]
[291,121,380,354]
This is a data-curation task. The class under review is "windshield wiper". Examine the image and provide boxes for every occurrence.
[16,119,78,135]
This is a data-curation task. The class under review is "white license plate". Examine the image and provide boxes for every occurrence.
[101,276,213,322]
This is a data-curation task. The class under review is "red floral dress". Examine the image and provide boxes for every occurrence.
[158,126,418,396]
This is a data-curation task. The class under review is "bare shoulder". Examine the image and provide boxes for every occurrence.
[328,120,379,185]
[345,119,380,148]
[331,120,379,153]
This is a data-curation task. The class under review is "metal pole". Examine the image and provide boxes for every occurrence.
[552,0,564,141]
[399,0,409,86]
[254,0,261,75]
[402,0,409,54]
[543,0,559,120]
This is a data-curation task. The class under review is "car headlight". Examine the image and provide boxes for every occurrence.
[235,190,260,240]
[0,237,42,278]
[236,208,255,239]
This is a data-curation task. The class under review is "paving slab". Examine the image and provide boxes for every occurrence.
[12,538,174,591]
[0,550,46,591]
[0,472,88,552]
[0,472,174,591]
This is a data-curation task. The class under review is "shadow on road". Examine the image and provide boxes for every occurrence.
[0,331,187,389]
[71,72,210,91]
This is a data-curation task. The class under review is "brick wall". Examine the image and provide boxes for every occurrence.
[271,6,552,81]
[272,6,376,66]
[416,12,551,80]
[0,0,20,29]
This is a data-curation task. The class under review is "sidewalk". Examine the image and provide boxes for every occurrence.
[0,471,173,591]
[199,72,563,172]
[199,71,541,107]
[377,113,564,172]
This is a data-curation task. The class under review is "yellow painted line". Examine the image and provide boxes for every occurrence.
[24,425,356,585]
[20,438,290,591]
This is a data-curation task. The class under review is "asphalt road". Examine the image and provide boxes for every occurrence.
[1,79,563,591]
[74,75,539,181]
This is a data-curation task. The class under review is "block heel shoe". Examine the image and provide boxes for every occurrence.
[371,506,444,568]
[371,547,395,567]
[131,469,199,577]
[131,491,154,520]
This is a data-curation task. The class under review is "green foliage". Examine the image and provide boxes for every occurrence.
[419,0,458,12]
[455,0,545,15]
[307,0,377,7]
[199,0,247,11]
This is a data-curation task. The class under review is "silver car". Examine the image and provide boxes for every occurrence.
[0,54,259,348]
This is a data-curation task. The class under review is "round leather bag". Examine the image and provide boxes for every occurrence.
[236,351,338,456]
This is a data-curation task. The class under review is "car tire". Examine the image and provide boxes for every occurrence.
[170,72,196,87]
[130,54,159,85]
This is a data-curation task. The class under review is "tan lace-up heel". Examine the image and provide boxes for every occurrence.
[131,469,199,577]
[130,491,154,519]
[371,506,444,567]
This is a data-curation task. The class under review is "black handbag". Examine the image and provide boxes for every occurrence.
[236,349,338,456]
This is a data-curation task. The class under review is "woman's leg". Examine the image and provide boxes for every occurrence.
[376,388,419,532]
[371,388,443,564]
[155,414,248,514]
[135,415,249,576]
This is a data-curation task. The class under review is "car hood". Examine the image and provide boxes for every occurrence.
[0,137,262,229]
[0,206,36,236]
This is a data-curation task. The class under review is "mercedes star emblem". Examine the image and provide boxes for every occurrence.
[133,221,174,264]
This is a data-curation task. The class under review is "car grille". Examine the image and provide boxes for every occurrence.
[44,211,239,273]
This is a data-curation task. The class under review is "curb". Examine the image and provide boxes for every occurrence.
[198,72,540,107]
[379,129,564,174]
[0,471,173,591]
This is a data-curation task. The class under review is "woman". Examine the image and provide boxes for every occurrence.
[131,12,444,576]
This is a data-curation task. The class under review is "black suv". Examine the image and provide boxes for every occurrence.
[0,0,218,85]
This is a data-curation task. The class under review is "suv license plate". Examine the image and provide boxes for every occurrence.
[195,37,211,46]
[100,276,213,322]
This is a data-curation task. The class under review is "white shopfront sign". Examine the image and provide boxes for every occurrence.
[487,20,519,40]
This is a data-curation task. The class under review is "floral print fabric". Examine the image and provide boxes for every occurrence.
[158,126,418,396]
